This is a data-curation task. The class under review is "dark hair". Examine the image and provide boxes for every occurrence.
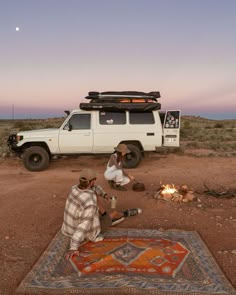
[115,151,122,163]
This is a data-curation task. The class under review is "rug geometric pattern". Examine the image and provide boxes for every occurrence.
[17,229,236,295]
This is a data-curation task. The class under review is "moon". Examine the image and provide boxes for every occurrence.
[15,27,20,31]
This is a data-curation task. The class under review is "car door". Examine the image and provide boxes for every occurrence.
[58,113,93,153]
[163,110,181,147]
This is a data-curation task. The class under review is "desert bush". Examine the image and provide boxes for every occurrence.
[214,123,224,128]
[229,143,236,150]
[12,121,27,130]
[208,142,221,151]
[183,121,191,128]
[180,129,189,139]
[185,141,201,148]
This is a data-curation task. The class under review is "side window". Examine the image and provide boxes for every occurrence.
[99,111,126,125]
[129,111,155,124]
[64,114,91,130]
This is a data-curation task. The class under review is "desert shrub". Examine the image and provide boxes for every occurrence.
[229,143,236,150]
[183,121,191,128]
[15,124,35,131]
[223,136,233,142]
[13,121,27,130]
[208,142,219,151]
[185,141,201,148]
[205,125,212,129]
[209,135,217,140]
[218,145,229,152]
[214,123,224,128]
[197,135,207,141]
[180,129,188,138]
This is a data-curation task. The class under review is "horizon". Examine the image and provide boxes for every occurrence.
[1,1,236,117]
[0,104,235,121]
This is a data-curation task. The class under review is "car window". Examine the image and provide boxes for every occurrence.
[64,114,91,130]
[129,111,155,124]
[99,111,126,125]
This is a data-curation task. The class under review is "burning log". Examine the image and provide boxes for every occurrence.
[154,184,196,203]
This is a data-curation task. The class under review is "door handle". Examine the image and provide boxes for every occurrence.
[146,133,154,136]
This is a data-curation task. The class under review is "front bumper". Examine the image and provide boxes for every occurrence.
[7,134,20,153]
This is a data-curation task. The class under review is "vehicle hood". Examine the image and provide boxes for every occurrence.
[18,128,59,138]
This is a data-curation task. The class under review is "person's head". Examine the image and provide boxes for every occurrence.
[114,143,130,156]
[78,168,97,189]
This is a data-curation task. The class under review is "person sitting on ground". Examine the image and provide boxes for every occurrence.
[104,143,135,191]
[61,168,141,260]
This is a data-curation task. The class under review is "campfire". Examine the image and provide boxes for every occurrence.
[155,184,196,203]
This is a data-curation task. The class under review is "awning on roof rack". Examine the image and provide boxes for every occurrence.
[80,102,161,112]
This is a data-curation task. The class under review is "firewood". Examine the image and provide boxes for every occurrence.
[203,182,236,198]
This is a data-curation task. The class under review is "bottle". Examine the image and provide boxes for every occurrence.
[110,195,117,209]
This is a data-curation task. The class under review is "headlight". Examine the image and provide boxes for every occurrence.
[16,135,24,142]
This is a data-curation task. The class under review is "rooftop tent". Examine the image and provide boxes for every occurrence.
[80,90,162,111]
[86,91,161,101]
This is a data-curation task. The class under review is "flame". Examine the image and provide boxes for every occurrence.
[161,184,178,195]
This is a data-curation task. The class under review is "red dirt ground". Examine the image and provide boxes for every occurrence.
[0,154,236,295]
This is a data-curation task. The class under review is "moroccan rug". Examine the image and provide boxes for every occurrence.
[17,229,236,295]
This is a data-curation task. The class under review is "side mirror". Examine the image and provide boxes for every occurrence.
[64,110,70,117]
[68,124,73,131]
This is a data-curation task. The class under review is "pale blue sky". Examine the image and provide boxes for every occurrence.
[0,0,236,119]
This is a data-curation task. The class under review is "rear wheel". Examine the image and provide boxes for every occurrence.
[22,146,50,171]
[122,144,142,168]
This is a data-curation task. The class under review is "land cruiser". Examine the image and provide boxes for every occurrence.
[8,91,181,171]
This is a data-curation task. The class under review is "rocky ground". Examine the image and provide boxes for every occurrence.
[0,153,236,295]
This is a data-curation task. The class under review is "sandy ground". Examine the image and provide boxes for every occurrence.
[0,153,236,295]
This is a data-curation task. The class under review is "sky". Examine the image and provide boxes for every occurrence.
[0,0,236,120]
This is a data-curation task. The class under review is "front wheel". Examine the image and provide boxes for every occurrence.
[22,146,50,171]
[122,144,142,168]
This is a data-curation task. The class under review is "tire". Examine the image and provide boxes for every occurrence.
[122,144,142,168]
[22,146,50,172]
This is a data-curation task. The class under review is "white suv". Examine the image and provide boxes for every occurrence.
[8,91,181,171]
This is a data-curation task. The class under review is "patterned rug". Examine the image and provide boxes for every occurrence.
[17,229,236,295]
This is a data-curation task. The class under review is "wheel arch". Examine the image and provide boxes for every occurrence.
[119,140,144,154]
[21,142,51,158]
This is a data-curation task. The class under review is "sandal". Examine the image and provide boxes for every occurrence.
[112,216,125,226]
[108,180,115,188]
[113,184,127,191]
[108,180,127,191]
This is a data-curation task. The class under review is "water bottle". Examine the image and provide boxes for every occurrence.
[110,195,117,209]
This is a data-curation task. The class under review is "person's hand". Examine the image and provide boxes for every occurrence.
[103,193,109,200]
[128,175,135,181]
[64,250,80,261]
